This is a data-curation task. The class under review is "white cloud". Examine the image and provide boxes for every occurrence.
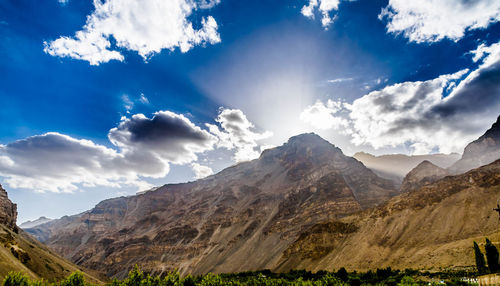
[327,77,353,84]
[301,0,341,29]
[300,99,349,130]
[379,0,500,43]
[0,111,217,193]
[139,93,149,104]
[44,0,221,65]
[0,132,148,193]
[301,41,500,155]
[122,94,134,113]
[206,108,273,162]
[191,163,213,179]
[0,108,272,193]
[348,69,470,154]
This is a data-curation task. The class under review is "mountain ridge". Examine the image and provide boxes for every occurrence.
[26,133,397,278]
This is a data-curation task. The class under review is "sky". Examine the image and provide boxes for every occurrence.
[1,0,500,223]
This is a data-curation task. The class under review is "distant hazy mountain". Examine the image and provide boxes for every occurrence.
[19,216,52,229]
[353,152,459,186]
[449,115,500,174]
[26,133,397,278]
[400,160,449,193]
[0,185,101,282]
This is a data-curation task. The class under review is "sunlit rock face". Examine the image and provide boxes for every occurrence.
[400,160,449,193]
[450,115,500,174]
[26,133,397,278]
[0,184,17,230]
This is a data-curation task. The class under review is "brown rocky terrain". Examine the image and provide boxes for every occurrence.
[275,159,500,272]
[449,115,500,174]
[353,152,459,187]
[400,160,449,193]
[0,185,102,282]
[26,128,500,278]
[27,133,397,278]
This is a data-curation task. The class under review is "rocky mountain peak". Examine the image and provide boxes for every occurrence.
[449,115,500,174]
[0,184,17,229]
[260,133,343,165]
[476,115,500,142]
[401,160,449,193]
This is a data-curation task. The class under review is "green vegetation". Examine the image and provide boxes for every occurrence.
[473,238,500,274]
[484,238,500,273]
[2,266,479,286]
[473,242,487,275]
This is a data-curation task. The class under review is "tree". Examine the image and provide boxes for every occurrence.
[336,268,348,282]
[474,241,488,274]
[485,238,500,273]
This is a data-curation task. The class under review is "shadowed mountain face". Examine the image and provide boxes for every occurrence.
[449,115,500,174]
[400,161,449,193]
[353,152,459,187]
[0,185,17,230]
[26,133,397,278]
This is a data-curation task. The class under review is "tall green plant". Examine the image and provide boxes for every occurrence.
[474,241,488,274]
[485,238,500,273]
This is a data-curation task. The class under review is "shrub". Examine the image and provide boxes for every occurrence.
[60,272,86,286]
[3,272,30,286]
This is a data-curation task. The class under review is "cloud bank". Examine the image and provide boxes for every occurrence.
[301,41,500,154]
[44,0,221,65]
[0,108,270,193]
[379,0,500,43]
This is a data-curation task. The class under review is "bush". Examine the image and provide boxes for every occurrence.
[3,272,30,286]
[60,272,86,286]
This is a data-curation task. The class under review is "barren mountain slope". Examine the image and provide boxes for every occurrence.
[275,160,500,272]
[27,133,397,278]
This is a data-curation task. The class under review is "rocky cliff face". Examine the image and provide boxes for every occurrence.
[400,160,449,193]
[0,184,17,230]
[449,115,500,174]
[27,133,397,278]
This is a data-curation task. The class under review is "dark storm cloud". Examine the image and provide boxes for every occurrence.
[114,111,214,145]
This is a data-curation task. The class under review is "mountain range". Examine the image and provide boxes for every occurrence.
[5,115,499,280]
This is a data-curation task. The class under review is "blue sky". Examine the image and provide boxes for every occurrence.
[1,0,500,223]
